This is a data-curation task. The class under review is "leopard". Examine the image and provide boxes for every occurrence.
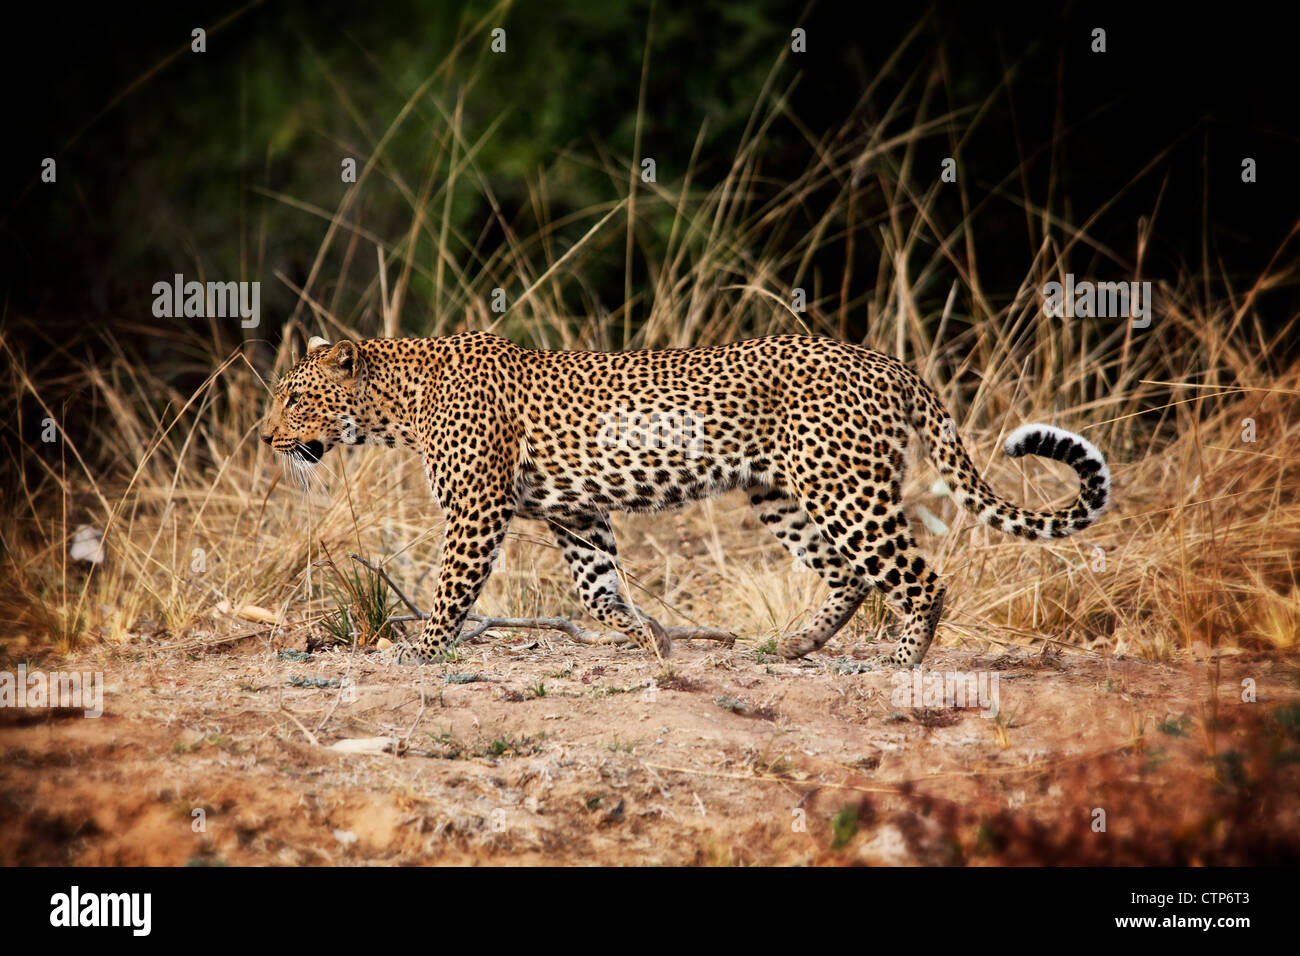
[260,331,1110,667]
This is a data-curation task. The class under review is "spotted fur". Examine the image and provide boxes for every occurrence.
[260,332,1110,665]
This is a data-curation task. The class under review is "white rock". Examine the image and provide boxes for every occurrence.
[70,525,104,564]
[329,737,399,754]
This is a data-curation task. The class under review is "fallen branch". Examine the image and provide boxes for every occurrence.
[349,553,735,647]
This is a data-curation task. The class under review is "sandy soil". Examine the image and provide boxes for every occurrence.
[3,622,1299,866]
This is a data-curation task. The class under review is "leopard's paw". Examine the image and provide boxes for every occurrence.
[393,643,443,665]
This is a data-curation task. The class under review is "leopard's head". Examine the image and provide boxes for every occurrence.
[260,336,369,476]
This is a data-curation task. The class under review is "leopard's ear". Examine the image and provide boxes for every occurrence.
[307,335,331,352]
[320,340,366,390]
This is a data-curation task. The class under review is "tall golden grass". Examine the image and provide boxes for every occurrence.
[3,27,1297,663]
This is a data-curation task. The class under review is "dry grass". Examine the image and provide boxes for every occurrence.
[2,25,1298,669]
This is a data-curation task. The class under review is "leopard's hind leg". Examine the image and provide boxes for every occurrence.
[778,407,947,666]
[802,495,946,666]
[748,486,873,657]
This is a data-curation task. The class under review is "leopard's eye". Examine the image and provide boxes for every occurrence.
[285,392,299,409]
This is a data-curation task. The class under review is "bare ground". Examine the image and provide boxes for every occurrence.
[3,625,1299,866]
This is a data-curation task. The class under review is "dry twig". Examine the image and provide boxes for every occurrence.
[349,552,735,647]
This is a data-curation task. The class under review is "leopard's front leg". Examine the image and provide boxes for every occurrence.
[401,501,514,662]
[399,376,520,663]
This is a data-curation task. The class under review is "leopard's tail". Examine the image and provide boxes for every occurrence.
[905,373,1110,540]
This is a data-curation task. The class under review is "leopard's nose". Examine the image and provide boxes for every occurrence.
[260,434,273,446]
